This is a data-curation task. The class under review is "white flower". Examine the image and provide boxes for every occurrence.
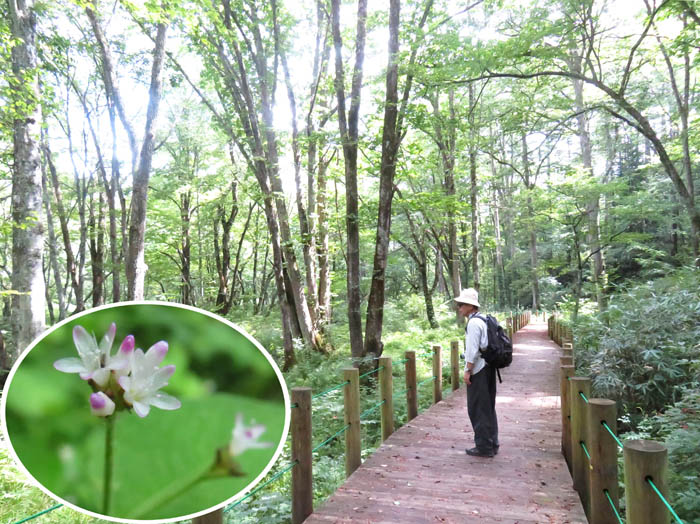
[89,392,116,417]
[229,413,273,457]
[118,341,181,418]
[54,323,120,387]
[110,334,135,377]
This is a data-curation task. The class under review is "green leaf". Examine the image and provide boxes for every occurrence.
[78,394,285,519]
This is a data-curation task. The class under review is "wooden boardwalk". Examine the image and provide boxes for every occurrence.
[305,321,587,523]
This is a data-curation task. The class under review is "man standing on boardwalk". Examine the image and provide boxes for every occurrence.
[455,288,499,458]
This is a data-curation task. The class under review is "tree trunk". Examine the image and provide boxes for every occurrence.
[214,183,238,314]
[107,99,121,302]
[45,130,83,313]
[8,0,45,361]
[570,52,606,310]
[210,3,320,356]
[126,23,168,300]
[41,153,66,320]
[364,0,400,360]
[280,46,319,325]
[74,80,110,309]
[226,203,254,312]
[654,15,697,263]
[179,192,193,305]
[431,89,461,322]
[316,156,332,324]
[307,0,332,326]
[468,84,480,293]
[89,187,105,307]
[521,133,540,310]
[331,0,368,360]
[490,169,505,309]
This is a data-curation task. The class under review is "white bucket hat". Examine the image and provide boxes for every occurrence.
[454,288,480,308]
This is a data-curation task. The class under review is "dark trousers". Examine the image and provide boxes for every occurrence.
[466,365,499,452]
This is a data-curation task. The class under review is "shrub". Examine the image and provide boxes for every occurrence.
[572,267,700,419]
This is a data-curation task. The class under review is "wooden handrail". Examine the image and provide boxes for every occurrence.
[550,317,676,524]
[196,312,537,524]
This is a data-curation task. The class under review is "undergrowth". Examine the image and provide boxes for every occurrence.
[562,267,700,524]
[2,299,476,524]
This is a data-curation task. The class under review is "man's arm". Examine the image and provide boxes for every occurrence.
[463,318,481,386]
[464,361,474,385]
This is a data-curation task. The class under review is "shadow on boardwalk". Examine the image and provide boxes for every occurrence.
[305,321,587,524]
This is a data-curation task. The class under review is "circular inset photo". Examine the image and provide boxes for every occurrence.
[1,302,288,522]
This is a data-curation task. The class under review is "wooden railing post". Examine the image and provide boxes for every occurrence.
[405,351,417,421]
[379,356,394,441]
[291,387,313,524]
[562,344,574,365]
[343,368,361,477]
[588,399,619,524]
[569,376,592,516]
[193,509,222,524]
[432,345,442,404]
[560,364,575,472]
[450,340,460,392]
[624,440,669,524]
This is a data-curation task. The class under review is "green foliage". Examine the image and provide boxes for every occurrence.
[572,267,700,419]
[653,388,700,524]
[3,304,285,520]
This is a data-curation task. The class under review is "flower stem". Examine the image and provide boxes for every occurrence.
[103,415,115,514]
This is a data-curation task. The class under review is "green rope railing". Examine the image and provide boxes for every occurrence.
[394,386,412,397]
[359,399,386,419]
[580,441,591,461]
[556,331,685,524]
[13,504,63,523]
[602,421,624,449]
[312,381,350,400]
[312,424,351,453]
[226,460,298,510]
[396,358,410,364]
[416,376,436,387]
[359,365,384,380]
[603,489,624,524]
[647,477,684,524]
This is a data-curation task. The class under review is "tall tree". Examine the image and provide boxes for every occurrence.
[331,0,368,360]
[468,83,480,293]
[184,0,325,365]
[8,0,45,361]
[568,45,607,310]
[363,0,401,359]
[86,5,169,300]
[125,20,168,300]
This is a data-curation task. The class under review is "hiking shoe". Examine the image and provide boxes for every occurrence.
[465,447,495,458]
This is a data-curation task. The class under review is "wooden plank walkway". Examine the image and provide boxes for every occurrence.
[305,320,587,523]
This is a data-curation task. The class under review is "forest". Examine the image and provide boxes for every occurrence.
[2,0,699,522]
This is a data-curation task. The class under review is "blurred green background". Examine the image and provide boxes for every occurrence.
[3,303,287,520]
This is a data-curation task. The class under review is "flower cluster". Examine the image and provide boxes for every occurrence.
[209,412,273,477]
[54,323,181,418]
[229,413,273,457]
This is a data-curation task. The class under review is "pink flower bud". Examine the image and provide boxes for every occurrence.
[90,392,115,417]
[120,334,135,355]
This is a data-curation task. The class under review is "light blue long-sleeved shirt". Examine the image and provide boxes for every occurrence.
[465,313,488,375]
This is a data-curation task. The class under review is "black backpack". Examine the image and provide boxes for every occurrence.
[467,314,513,383]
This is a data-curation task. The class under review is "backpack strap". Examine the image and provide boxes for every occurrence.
[466,313,488,352]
